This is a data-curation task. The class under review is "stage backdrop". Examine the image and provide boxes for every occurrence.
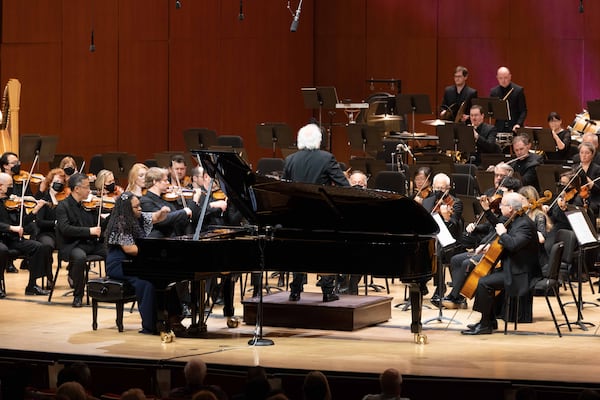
[1,0,598,170]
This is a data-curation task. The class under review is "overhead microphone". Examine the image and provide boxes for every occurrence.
[290,0,303,32]
[175,0,182,9]
[238,0,244,20]
[579,0,584,13]
[89,30,95,53]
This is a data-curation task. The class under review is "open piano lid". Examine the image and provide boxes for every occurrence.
[193,149,438,236]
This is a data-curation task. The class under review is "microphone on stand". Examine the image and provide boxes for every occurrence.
[579,0,584,13]
[290,0,303,32]
[89,30,96,53]
[238,0,245,20]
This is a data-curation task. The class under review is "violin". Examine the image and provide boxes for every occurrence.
[54,187,71,202]
[212,188,226,200]
[162,186,194,202]
[13,171,45,185]
[82,196,115,211]
[431,191,454,215]
[4,195,38,213]
[477,192,503,213]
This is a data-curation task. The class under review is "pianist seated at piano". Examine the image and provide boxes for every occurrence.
[283,123,350,302]
[105,192,170,334]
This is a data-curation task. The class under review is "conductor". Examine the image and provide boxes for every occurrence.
[283,123,350,302]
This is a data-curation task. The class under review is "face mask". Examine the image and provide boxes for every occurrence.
[63,167,75,176]
[10,164,20,175]
[434,190,444,199]
[52,182,65,192]
[5,187,13,197]
[105,182,116,193]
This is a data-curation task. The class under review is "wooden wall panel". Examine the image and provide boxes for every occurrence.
[2,0,61,43]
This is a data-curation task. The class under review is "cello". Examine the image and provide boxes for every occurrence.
[460,190,552,299]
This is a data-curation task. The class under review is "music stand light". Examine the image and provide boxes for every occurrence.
[256,123,294,158]
[472,97,510,126]
[395,94,432,136]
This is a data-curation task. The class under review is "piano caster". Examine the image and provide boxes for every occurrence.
[414,333,428,345]
[227,317,240,328]
[160,330,175,343]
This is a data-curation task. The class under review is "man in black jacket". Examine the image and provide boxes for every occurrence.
[461,192,540,335]
[469,104,501,165]
[490,66,527,133]
[283,123,350,302]
[440,65,478,124]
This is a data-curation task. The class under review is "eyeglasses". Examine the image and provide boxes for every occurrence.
[77,185,90,189]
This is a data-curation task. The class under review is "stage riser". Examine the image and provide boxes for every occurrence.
[242,292,392,331]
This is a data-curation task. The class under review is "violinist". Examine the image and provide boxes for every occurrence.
[95,169,124,198]
[421,173,464,305]
[0,172,53,297]
[0,152,34,197]
[518,186,552,267]
[34,168,69,253]
[55,173,108,308]
[511,134,543,191]
[125,163,148,197]
[168,154,192,189]
[574,142,600,218]
[348,169,368,188]
[572,132,600,165]
[58,156,77,180]
[410,167,433,205]
[461,192,540,335]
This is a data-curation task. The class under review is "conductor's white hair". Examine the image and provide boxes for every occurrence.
[297,124,322,150]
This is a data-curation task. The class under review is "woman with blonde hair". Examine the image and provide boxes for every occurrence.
[126,163,148,197]
[518,185,552,266]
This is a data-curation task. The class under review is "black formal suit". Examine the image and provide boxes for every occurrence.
[513,153,543,191]
[471,122,501,165]
[55,195,107,298]
[576,162,600,218]
[283,149,349,186]
[441,85,478,123]
[283,148,350,298]
[490,83,527,132]
[472,213,540,328]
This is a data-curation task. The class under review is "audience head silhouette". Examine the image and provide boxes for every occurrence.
[303,370,331,400]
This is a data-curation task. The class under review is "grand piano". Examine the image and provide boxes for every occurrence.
[124,150,439,343]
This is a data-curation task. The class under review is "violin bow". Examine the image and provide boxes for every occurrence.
[548,167,583,209]
[18,153,40,233]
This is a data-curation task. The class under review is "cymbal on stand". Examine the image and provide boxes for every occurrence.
[421,119,447,126]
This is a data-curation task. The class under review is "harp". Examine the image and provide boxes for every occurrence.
[0,79,21,155]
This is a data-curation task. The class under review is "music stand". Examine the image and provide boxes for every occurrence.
[436,124,458,152]
[346,124,383,156]
[472,97,510,125]
[183,128,218,152]
[256,123,294,158]
[19,135,58,163]
[395,94,432,136]
[587,100,600,121]
[456,124,477,155]
[565,208,599,330]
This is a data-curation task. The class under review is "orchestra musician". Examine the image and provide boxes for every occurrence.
[34,168,69,255]
[490,66,527,133]
[348,169,368,188]
[283,123,350,303]
[545,112,571,162]
[0,172,53,297]
[440,66,478,124]
[420,173,464,305]
[518,186,552,268]
[511,134,543,191]
[168,154,192,189]
[574,141,600,218]
[95,169,124,198]
[125,163,149,197]
[410,166,433,205]
[469,105,501,166]
[461,192,540,335]
[572,132,600,165]
[55,173,107,308]
[1,151,33,197]
[59,156,78,179]
[105,191,170,335]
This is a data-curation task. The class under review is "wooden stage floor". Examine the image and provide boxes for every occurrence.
[2,263,600,388]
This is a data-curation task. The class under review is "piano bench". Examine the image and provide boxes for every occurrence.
[87,277,137,332]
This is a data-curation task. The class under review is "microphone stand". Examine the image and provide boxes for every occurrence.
[248,225,274,346]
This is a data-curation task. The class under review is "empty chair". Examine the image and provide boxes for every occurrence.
[256,157,285,177]
[452,173,479,196]
[533,241,571,337]
[372,170,407,195]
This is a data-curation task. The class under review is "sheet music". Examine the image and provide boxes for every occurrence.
[566,210,598,246]
[433,213,456,247]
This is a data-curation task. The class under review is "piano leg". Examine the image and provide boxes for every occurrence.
[408,283,428,344]
[187,279,208,336]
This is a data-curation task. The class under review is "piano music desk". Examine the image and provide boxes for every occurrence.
[243,291,392,331]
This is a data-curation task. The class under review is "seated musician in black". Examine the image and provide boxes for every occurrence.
[105,191,169,334]
[442,175,523,309]
[0,172,52,297]
[468,105,501,166]
[283,123,350,302]
[55,173,107,307]
[461,192,540,335]
[421,173,464,304]
[511,133,543,192]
